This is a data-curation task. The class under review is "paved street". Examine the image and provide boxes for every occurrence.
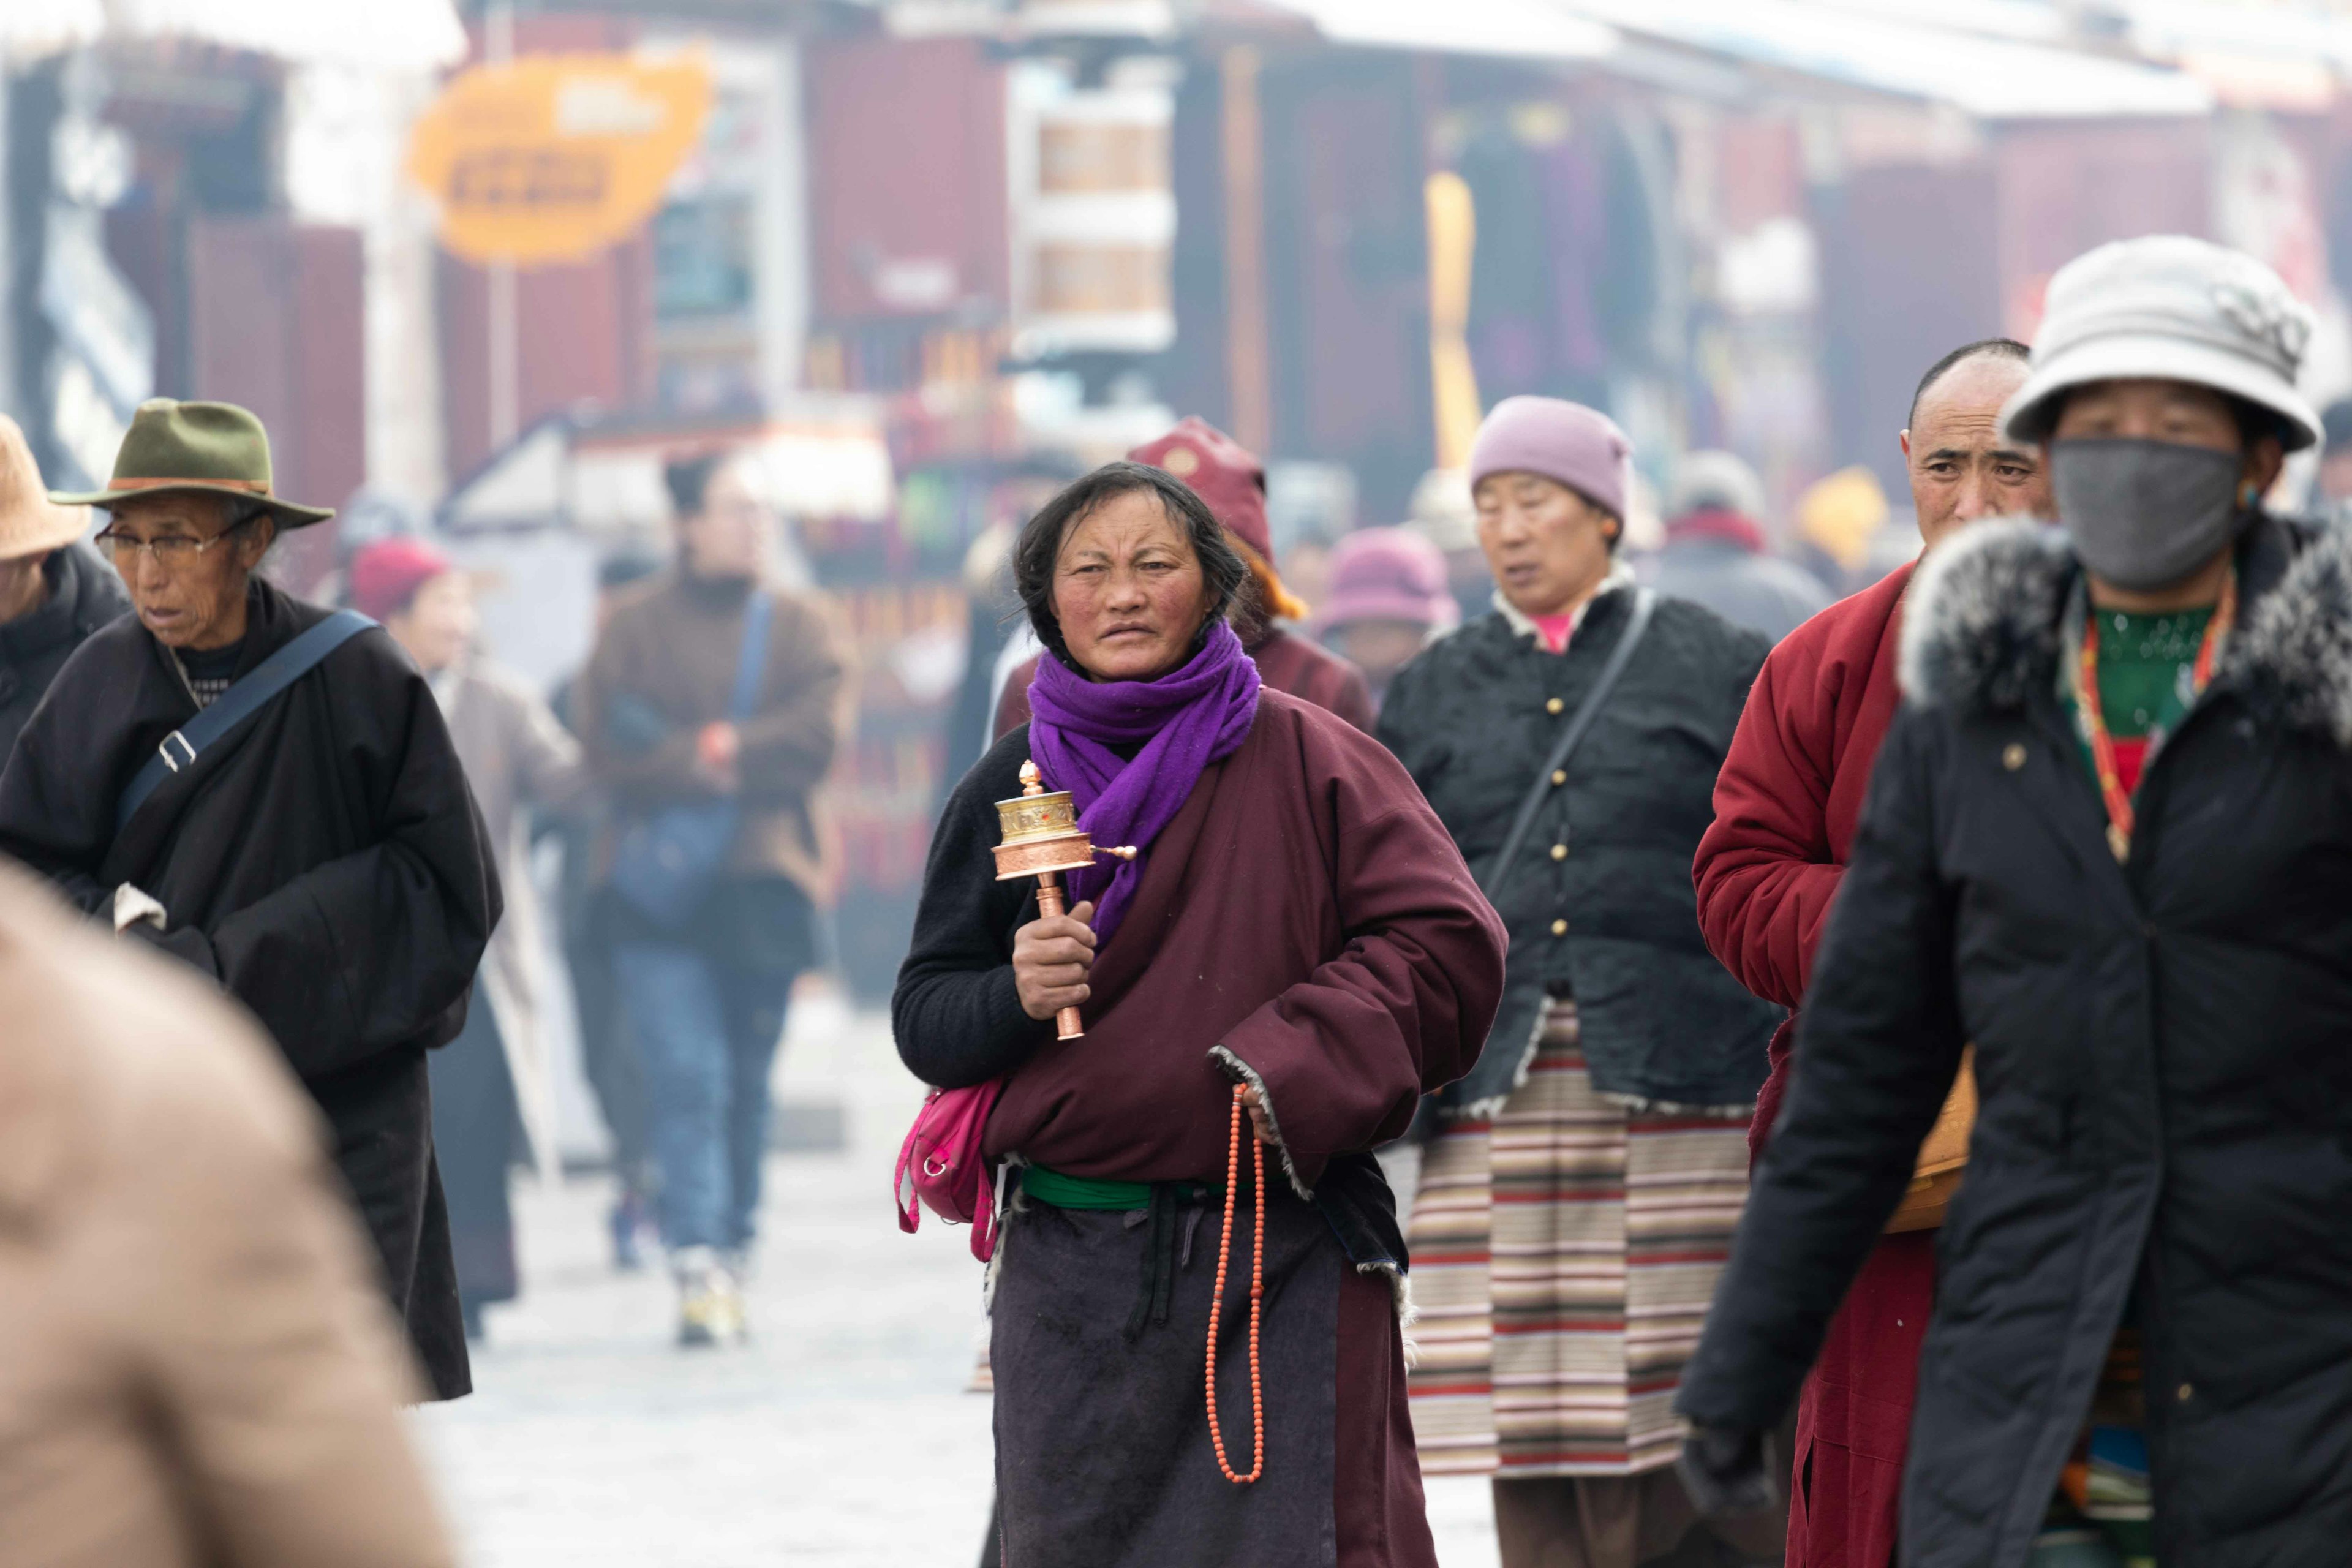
[412,994,1501,1566]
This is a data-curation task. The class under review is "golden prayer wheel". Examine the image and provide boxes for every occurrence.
[993,760,1134,1041]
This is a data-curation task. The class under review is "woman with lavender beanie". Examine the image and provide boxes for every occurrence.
[894,461,1506,1567]
[1378,397,1781,1567]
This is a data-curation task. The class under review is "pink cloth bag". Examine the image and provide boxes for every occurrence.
[894,1080,1007,1262]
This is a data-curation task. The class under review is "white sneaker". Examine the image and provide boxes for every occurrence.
[673,1248,745,1349]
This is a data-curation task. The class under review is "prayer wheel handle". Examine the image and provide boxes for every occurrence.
[1036,842,1135,1041]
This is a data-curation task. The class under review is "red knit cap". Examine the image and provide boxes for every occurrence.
[349,536,454,622]
[1128,417,1307,621]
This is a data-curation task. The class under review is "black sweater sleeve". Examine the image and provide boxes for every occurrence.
[892,725,1055,1088]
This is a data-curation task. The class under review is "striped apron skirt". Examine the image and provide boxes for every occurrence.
[1406,998,1754,1479]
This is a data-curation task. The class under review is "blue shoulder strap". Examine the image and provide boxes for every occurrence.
[116,609,377,833]
[728,593,773,722]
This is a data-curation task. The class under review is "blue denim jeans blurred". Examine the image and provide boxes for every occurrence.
[612,942,793,1252]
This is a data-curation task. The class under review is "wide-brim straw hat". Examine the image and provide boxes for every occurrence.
[2003,235,2323,453]
[49,398,335,527]
[0,414,88,562]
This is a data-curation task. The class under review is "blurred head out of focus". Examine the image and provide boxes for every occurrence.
[100,493,274,650]
[1468,397,1630,620]
[2321,401,2352,505]
[668,450,773,583]
[1902,341,2046,549]
[0,414,80,627]
[1317,527,1457,689]
[354,537,473,676]
[1016,462,1246,684]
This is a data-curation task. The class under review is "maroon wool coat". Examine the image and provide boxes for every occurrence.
[993,624,1376,741]
[1692,558,1935,1568]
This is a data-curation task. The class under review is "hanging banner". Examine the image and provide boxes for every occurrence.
[406,52,712,265]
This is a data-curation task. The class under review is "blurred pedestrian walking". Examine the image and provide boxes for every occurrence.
[359,537,587,1339]
[995,417,1376,736]
[1378,396,1782,1568]
[0,399,499,1402]
[1690,338,2045,1568]
[0,415,128,761]
[1792,467,1894,598]
[1314,526,1458,710]
[897,461,1505,1567]
[575,449,846,1346]
[1679,237,2352,1568]
[0,861,458,1568]
[1645,451,1833,643]
[551,547,664,1270]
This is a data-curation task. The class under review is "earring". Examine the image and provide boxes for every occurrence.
[2240,481,2261,507]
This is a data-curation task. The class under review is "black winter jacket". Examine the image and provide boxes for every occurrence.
[1379,586,1779,1114]
[0,577,500,1400]
[1678,514,2352,1567]
[0,543,129,763]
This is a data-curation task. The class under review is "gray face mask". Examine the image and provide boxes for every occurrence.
[2050,437,2247,593]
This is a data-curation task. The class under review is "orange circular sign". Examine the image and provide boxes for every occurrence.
[406,53,712,265]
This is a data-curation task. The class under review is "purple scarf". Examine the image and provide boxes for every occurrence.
[1026,619,1261,944]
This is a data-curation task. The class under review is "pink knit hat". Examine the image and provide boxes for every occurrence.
[1467,396,1632,521]
[1317,527,1457,632]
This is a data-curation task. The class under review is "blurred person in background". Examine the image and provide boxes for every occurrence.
[995,417,1376,736]
[1408,466,1496,625]
[0,862,457,1568]
[1314,526,1458,710]
[897,461,1505,1567]
[575,450,847,1347]
[2313,398,2352,518]
[552,546,665,1269]
[1679,237,2352,1567]
[1378,396,1781,1568]
[0,415,129,761]
[358,537,587,1340]
[1644,450,1833,643]
[0,399,498,1403]
[1793,467,1893,598]
[1690,337,2045,1568]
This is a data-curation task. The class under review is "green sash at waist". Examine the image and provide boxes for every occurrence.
[1022,1164,1239,1211]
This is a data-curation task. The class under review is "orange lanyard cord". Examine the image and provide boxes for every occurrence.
[2071,568,2236,864]
[1206,1084,1265,1485]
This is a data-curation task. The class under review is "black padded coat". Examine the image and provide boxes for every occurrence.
[1378,585,1777,1114]
[1678,514,2352,1567]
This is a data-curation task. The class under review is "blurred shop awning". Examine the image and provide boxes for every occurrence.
[2,0,467,70]
[442,402,897,537]
[1256,0,1619,62]
[1562,0,2214,119]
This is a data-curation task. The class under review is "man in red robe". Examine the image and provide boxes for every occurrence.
[1691,339,2051,1568]
[994,418,1374,737]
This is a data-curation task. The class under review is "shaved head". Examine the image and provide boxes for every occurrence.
[1902,350,2049,549]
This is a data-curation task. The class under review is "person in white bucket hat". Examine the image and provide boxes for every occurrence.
[1675,234,2352,1567]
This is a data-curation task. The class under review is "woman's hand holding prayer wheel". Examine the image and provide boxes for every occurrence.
[1014,899,1098,1021]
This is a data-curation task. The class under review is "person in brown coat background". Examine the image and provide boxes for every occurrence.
[0,861,456,1568]
[574,448,848,1347]
[993,416,1376,737]
[358,535,590,1340]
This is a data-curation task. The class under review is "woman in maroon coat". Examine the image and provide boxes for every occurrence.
[1691,341,2048,1567]
[900,461,1504,1567]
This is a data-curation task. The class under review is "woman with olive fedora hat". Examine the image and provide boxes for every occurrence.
[0,413,130,762]
[1677,236,2352,1566]
[0,398,500,1401]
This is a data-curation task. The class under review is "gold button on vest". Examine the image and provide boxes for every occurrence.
[1551,843,1567,860]
[1545,696,1564,715]
[1550,918,1569,936]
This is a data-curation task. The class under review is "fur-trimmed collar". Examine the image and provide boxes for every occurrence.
[1898,513,2352,747]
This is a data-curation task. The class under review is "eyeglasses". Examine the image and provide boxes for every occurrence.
[96,519,251,568]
